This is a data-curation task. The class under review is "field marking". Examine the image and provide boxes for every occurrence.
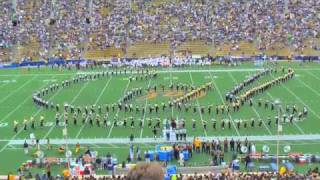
[0,75,58,153]
[7,141,320,151]
[264,91,305,134]
[0,79,17,83]
[228,72,273,135]
[8,134,320,145]
[139,79,152,138]
[295,76,320,98]
[188,72,207,136]
[0,68,264,77]
[0,76,37,105]
[264,68,315,134]
[75,77,113,138]
[43,76,95,139]
[107,80,131,138]
[269,72,320,120]
[209,72,241,136]
[0,77,42,123]
[306,70,320,81]
[2,67,320,77]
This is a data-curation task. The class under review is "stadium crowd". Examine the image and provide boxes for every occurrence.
[8,166,320,180]
[0,0,319,60]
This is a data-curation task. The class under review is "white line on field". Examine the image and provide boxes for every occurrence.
[265,67,310,134]
[8,134,320,145]
[306,71,320,81]
[227,72,273,135]
[0,76,37,104]
[0,75,57,153]
[43,78,91,139]
[107,80,131,138]
[139,79,152,138]
[295,77,320,98]
[209,72,240,136]
[75,77,113,138]
[188,72,207,136]
[2,67,320,77]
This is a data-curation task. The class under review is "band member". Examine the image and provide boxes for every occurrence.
[96,115,100,127]
[82,113,87,124]
[30,116,35,129]
[212,119,216,130]
[221,120,225,130]
[130,117,135,128]
[258,119,263,127]
[14,120,18,133]
[250,118,255,128]
[23,118,28,130]
[192,119,196,130]
[227,120,231,129]
[40,115,44,128]
[73,113,77,125]
[56,113,60,126]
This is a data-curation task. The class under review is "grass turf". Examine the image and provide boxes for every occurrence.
[0,61,320,174]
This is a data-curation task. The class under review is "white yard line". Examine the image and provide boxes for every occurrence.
[295,77,320,98]
[188,72,207,136]
[0,76,18,90]
[8,134,320,146]
[139,79,152,138]
[43,79,92,139]
[263,68,309,134]
[227,72,272,135]
[0,76,37,104]
[306,70,320,81]
[209,72,240,136]
[265,92,305,134]
[75,77,113,138]
[0,75,58,153]
[0,68,264,77]
[107,80,131,138]
[2,67,320,77]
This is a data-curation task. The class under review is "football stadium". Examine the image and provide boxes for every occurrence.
[1,0,320,179]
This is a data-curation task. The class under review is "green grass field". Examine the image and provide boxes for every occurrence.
[1,61,320,174]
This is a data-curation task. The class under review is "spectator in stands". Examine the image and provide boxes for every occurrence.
[1,0,319,61]
[126,163,164,180]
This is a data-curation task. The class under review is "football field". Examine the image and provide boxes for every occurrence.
[1,61,320,174]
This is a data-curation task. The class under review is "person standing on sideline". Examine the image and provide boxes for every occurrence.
[23,140,29,154]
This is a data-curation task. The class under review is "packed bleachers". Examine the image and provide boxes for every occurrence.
[0,0,319,61]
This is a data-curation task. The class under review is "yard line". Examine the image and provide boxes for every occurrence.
[264,69,313,134]
[208,72,240,136]
[0,75,59,153]
[295,77,320,98]
[6,140,320,150]
[227,72,272,135]
[8,134,320,145]
[43,78,93,139]
[265,92,305,134]
[0,76,18,90]
[188,72,207,137]
[269,71,320,120]
[1,67,320,77]
[107,80,131,138]
[139,79,152,138]
[0,76,37,104]
[306,70,320,81]
[0,68,264,77]
[75,77,113,138]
